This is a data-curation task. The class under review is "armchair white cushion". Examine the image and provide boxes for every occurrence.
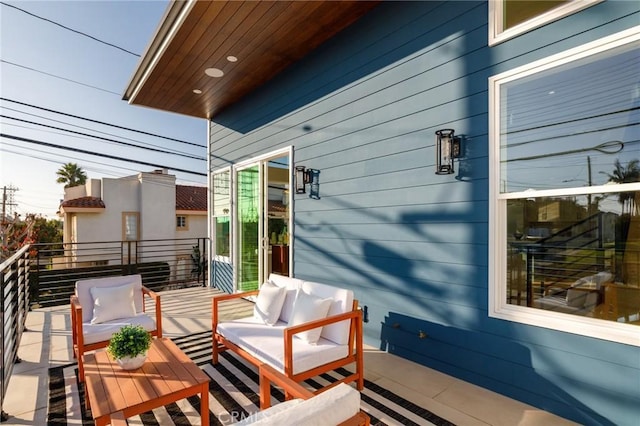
[76,274,145,323]
[89,283,137,324]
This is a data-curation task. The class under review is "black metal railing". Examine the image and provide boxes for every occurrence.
[510,213,605,305]
[1,245,30,421]
[29,237,209,308]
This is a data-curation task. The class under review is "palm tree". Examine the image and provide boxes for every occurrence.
[56,163,88,188]
[603,159,640,215]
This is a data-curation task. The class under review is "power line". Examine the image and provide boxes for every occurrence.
[0,143,206,186]
[0,133,206,177]
[0,2,140,57]
[0,59,121,95]
[2,106,199,157]
[1,115,206,161]
[0,141,154,175]
[1,98,204,148]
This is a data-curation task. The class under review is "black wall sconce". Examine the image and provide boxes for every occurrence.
[435,128,461,175]
[295,165,312,194]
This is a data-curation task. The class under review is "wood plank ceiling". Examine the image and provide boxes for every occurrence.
[124,0,379,119]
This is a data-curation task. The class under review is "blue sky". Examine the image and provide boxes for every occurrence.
[0,0,206,219]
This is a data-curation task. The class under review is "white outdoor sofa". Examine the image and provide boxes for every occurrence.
[212,273,364,394]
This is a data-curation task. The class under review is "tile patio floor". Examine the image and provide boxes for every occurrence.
[5,286,576,425]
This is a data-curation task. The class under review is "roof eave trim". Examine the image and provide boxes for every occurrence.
[59,207,105,214]
[122,0,197,103]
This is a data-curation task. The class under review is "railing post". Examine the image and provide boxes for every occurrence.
[201,238,206,287]
[1,267,5,421]
[526,248,533,307]
[33,248,40,308]
[597,212,604,271]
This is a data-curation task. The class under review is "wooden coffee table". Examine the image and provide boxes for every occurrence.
[83,337,210,425]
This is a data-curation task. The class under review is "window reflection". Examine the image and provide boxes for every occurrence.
[500,41,639,193]
[503,0,569,31]
[213,171,230,257]
[507,192,640,325]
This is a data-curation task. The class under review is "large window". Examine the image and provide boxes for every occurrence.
[489,0,601,46]
[489,28,640,345]
[212,170,231,258]
[122,212,140,241]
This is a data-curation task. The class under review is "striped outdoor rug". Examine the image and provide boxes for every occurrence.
[47,331,455,426]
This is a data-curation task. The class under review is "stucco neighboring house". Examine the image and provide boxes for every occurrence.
[58,169,207,280]
[123,2,640,424]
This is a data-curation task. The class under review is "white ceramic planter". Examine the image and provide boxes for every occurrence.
[116,352,147,370]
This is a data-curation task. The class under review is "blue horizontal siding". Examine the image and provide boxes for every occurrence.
[209,1,640,424]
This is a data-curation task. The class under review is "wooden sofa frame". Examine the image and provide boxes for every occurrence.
[259,364,370,425]
[71,284,162,381]
[212,289,364,394]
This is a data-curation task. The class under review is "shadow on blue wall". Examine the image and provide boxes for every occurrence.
[208,1,638,424]
[212,1,477,134]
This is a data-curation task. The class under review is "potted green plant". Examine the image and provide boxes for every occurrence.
[107,324,152,370]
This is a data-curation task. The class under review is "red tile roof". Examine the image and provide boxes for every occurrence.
[61,186,207,211]
[60,196,105,209]
[176,185,207,211]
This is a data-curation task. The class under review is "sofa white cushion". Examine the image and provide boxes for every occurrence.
[288,291,332,344]
[232,398,303,425]
[267,274,303,323]
[233,383,360,425]
[217,317,348,375]
[593,271,613,286]
[90,283,136,324]
[76,275,143,323]
[565,272,611,308]
[254,281,287,326]
[302,281,354,345]
[82,313,156,345]
[571,271,613,291]
[566,289,585,308]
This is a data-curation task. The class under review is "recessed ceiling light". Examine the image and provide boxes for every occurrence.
[227,56,238,62]
[205,68,224,78]
[193,89,202,94]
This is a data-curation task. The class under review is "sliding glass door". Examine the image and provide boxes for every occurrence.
[235,151,290,292]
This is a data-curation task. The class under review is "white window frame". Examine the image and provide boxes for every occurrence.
[489,0,602,46]
[488,27,640,346]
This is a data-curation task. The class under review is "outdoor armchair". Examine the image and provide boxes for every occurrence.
[70,274,162,381]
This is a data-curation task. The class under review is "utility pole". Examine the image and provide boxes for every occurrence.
[2,185,18,220]
[1,185,19,250]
